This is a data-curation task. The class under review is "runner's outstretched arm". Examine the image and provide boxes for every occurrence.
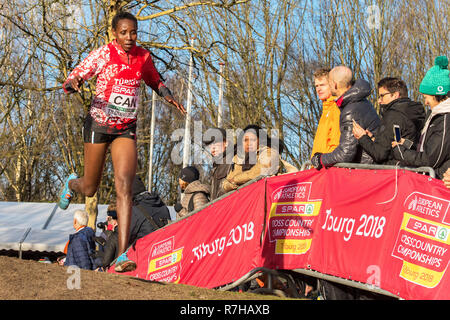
[164,93,186,114]
[142,55,186,115]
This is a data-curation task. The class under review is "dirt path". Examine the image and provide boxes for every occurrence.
[0,256,288,300]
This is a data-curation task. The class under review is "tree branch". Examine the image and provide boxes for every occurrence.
[136,0,250,20]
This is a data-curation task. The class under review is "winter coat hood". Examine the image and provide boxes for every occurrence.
[183,180,211,195]
[429,97,450,115]
[340,79,372,107]
[134,191,166,207]
[321,78,380,166]
[381,98,425,133]
[419,98,450,152]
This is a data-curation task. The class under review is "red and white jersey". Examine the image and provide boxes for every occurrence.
[64,40,167,130]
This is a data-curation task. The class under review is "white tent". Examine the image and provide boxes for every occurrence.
[0,201,177,255]
[0,227,29,251]
[0,202,108,254]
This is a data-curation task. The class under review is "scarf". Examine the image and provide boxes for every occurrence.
[242,152,256,171]
[419,98,450,152]
[63,225,86,254]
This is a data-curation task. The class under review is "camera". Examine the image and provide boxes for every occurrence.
[97,221,108,230]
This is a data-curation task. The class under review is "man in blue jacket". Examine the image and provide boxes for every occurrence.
[64,210,97,270]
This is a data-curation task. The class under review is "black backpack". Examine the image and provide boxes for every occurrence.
[135,204,169,231]
[133,192,171,231]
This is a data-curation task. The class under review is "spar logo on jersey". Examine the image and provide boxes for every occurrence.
[107,84,140,118]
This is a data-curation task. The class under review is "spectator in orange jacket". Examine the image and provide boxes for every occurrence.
[310,68,341,158]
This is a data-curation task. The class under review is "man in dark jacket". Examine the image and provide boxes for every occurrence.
[311,66,380,169]
[95,177,171,268]
[352,77,426,164]
[93,206,120,269]
[310,68,382,299]
[203,127,234,200]
[64,209,97,270]
[130,176,171,240]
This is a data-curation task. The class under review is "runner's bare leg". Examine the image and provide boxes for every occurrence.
[69,142,109,196]
[110,137,137,255]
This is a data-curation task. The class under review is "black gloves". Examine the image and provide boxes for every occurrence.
[63,82,76,93]
[174,202,183,213]
[311,153,323,170]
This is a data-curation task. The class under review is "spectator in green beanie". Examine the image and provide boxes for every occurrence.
[391,56,450,179]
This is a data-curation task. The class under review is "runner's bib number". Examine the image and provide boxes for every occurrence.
[107,84,140,119]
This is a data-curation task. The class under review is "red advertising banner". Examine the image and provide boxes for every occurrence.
[262,168,450,300]
[109,178,267,289]
[110,167,450,299]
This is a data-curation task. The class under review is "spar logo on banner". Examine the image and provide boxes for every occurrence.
[269,182,322,255]
[146,237,184,283]
[392,192,450,288]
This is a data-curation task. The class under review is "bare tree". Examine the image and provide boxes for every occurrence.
[0,0,448,205]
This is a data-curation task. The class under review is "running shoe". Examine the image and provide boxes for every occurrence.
[58,173,78,210]
[114,249,137,273]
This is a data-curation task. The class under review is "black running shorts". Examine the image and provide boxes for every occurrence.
[82,115,137,144]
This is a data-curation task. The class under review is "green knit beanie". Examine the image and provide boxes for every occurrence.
[419,56,450,95]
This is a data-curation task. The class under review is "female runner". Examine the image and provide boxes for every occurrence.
[60,11,185,272]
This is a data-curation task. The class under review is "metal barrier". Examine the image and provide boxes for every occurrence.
[291,267,400,299]
[218,162,438,299]
[18,228,32,259]
[167,162,436,299]
[217,266,400,299]
[173,174,269,224]
[217,267,302,298]
[301,161,436,179]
